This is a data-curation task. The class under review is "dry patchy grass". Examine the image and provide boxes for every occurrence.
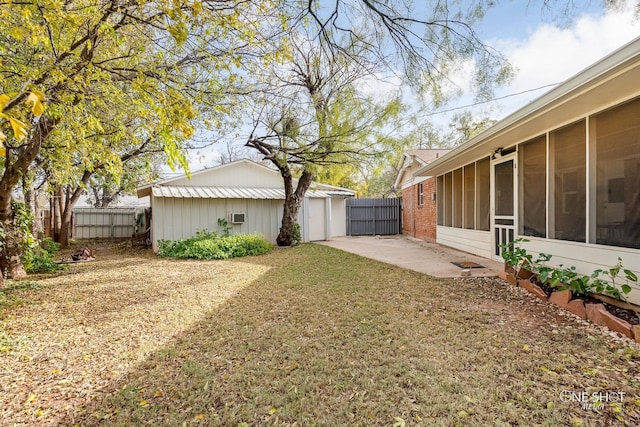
[1,243,639,426]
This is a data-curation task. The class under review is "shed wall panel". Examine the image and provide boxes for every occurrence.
[151,197,283,249]
[169,162,283,188]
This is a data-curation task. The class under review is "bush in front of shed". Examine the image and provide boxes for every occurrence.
[158,231,273,260]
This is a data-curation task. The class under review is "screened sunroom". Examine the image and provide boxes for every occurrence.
[416,37,640,305]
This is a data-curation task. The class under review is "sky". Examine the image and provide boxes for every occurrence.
[434,0,640,123]
[181,0,640,172]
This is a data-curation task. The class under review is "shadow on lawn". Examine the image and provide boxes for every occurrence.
[63,244,640,426]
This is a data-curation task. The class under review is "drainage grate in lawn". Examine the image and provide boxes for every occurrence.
[451,261,485,269]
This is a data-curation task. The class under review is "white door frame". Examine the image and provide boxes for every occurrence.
[491,153,518,260]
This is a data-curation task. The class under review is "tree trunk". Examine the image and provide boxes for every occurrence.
[0,117,57,279]
[99,189,116,208]
[54,172,94,247]
[51,187,63,242]
[24,184,44,239]
[1,216,28,279]
[276,169,314,246]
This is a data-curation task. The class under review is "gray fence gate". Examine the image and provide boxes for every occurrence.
[346,198,402,236]
[72,208,137,239]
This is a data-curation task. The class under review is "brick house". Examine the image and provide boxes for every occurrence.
[394,149,450,241]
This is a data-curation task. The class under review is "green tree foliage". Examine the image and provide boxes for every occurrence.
[357,111,497,197]
[87,157,161,208]
[247,32,404,245]
[0,0,285,273]
[243,1,514,244]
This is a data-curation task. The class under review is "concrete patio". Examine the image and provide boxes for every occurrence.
[318,235,503,278]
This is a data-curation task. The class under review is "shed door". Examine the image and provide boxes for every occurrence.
[492,157,516,259]
[308,198,326,241]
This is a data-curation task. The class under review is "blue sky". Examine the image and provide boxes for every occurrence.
[183,0,640,170]
[475,1,603,40]
[386,0,640,136]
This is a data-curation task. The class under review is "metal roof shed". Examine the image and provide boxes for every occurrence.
[137,159,355,251]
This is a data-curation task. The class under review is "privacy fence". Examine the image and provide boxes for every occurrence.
[72,208,138,239]
[346,198,401,236]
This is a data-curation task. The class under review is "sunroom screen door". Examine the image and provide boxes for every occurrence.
[493,158,515,258]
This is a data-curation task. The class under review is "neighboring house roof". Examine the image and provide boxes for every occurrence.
[415,36,640,177]
[404,149,452,165]
[137,159,356,199]
[75,194,151,208]
[393,149,451,190]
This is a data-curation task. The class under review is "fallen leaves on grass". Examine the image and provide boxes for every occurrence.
[1,243,639,426]
[0,245,269,425]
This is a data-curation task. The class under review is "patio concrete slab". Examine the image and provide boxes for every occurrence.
[317,236,503,278]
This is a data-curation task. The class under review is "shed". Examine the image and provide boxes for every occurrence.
[415,36,640,305]
[394,149,451,241]
[136,159,355,251]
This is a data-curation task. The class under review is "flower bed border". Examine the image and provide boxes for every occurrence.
[498,271,639,343]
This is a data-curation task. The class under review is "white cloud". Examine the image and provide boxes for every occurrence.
[405,0,639,133]
[494,0,639,115]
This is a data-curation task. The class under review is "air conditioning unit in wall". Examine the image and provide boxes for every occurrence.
[229,212,246,224]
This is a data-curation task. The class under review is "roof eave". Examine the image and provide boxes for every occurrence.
[415,35,640,177]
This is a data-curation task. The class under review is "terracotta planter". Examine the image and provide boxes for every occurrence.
[549,290,572,308]
[585,303,634,339]
[518,278,548,301]
[504,261,516,275]
[516,265,533,280]
[566,299,587,320]
[633,325,640,344]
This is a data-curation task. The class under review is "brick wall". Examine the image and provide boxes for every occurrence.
[401,177,437,242]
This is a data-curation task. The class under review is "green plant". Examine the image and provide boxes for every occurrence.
[292,223,301,246]
[553,266,591,297]
[26,250,66,274]
[158,232,273,260]
[531,253,554,283]
[217,218,232,237]
[499,238,533,271]
[543,258,635,302]
[22,237,66,274]
[1,201,38,274]
[39,237,61,256]
[589,257,636,301]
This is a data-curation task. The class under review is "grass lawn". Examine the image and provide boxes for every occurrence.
[1,243,639,426]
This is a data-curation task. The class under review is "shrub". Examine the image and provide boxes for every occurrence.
[501,240,636,302]
[158,231,273,260]
[40,238,61,256]
[25,250,65,274]
[23,237,66,275]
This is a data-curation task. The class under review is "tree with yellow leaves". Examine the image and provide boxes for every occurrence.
[0,0,285,276]
[0,91,45,147]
